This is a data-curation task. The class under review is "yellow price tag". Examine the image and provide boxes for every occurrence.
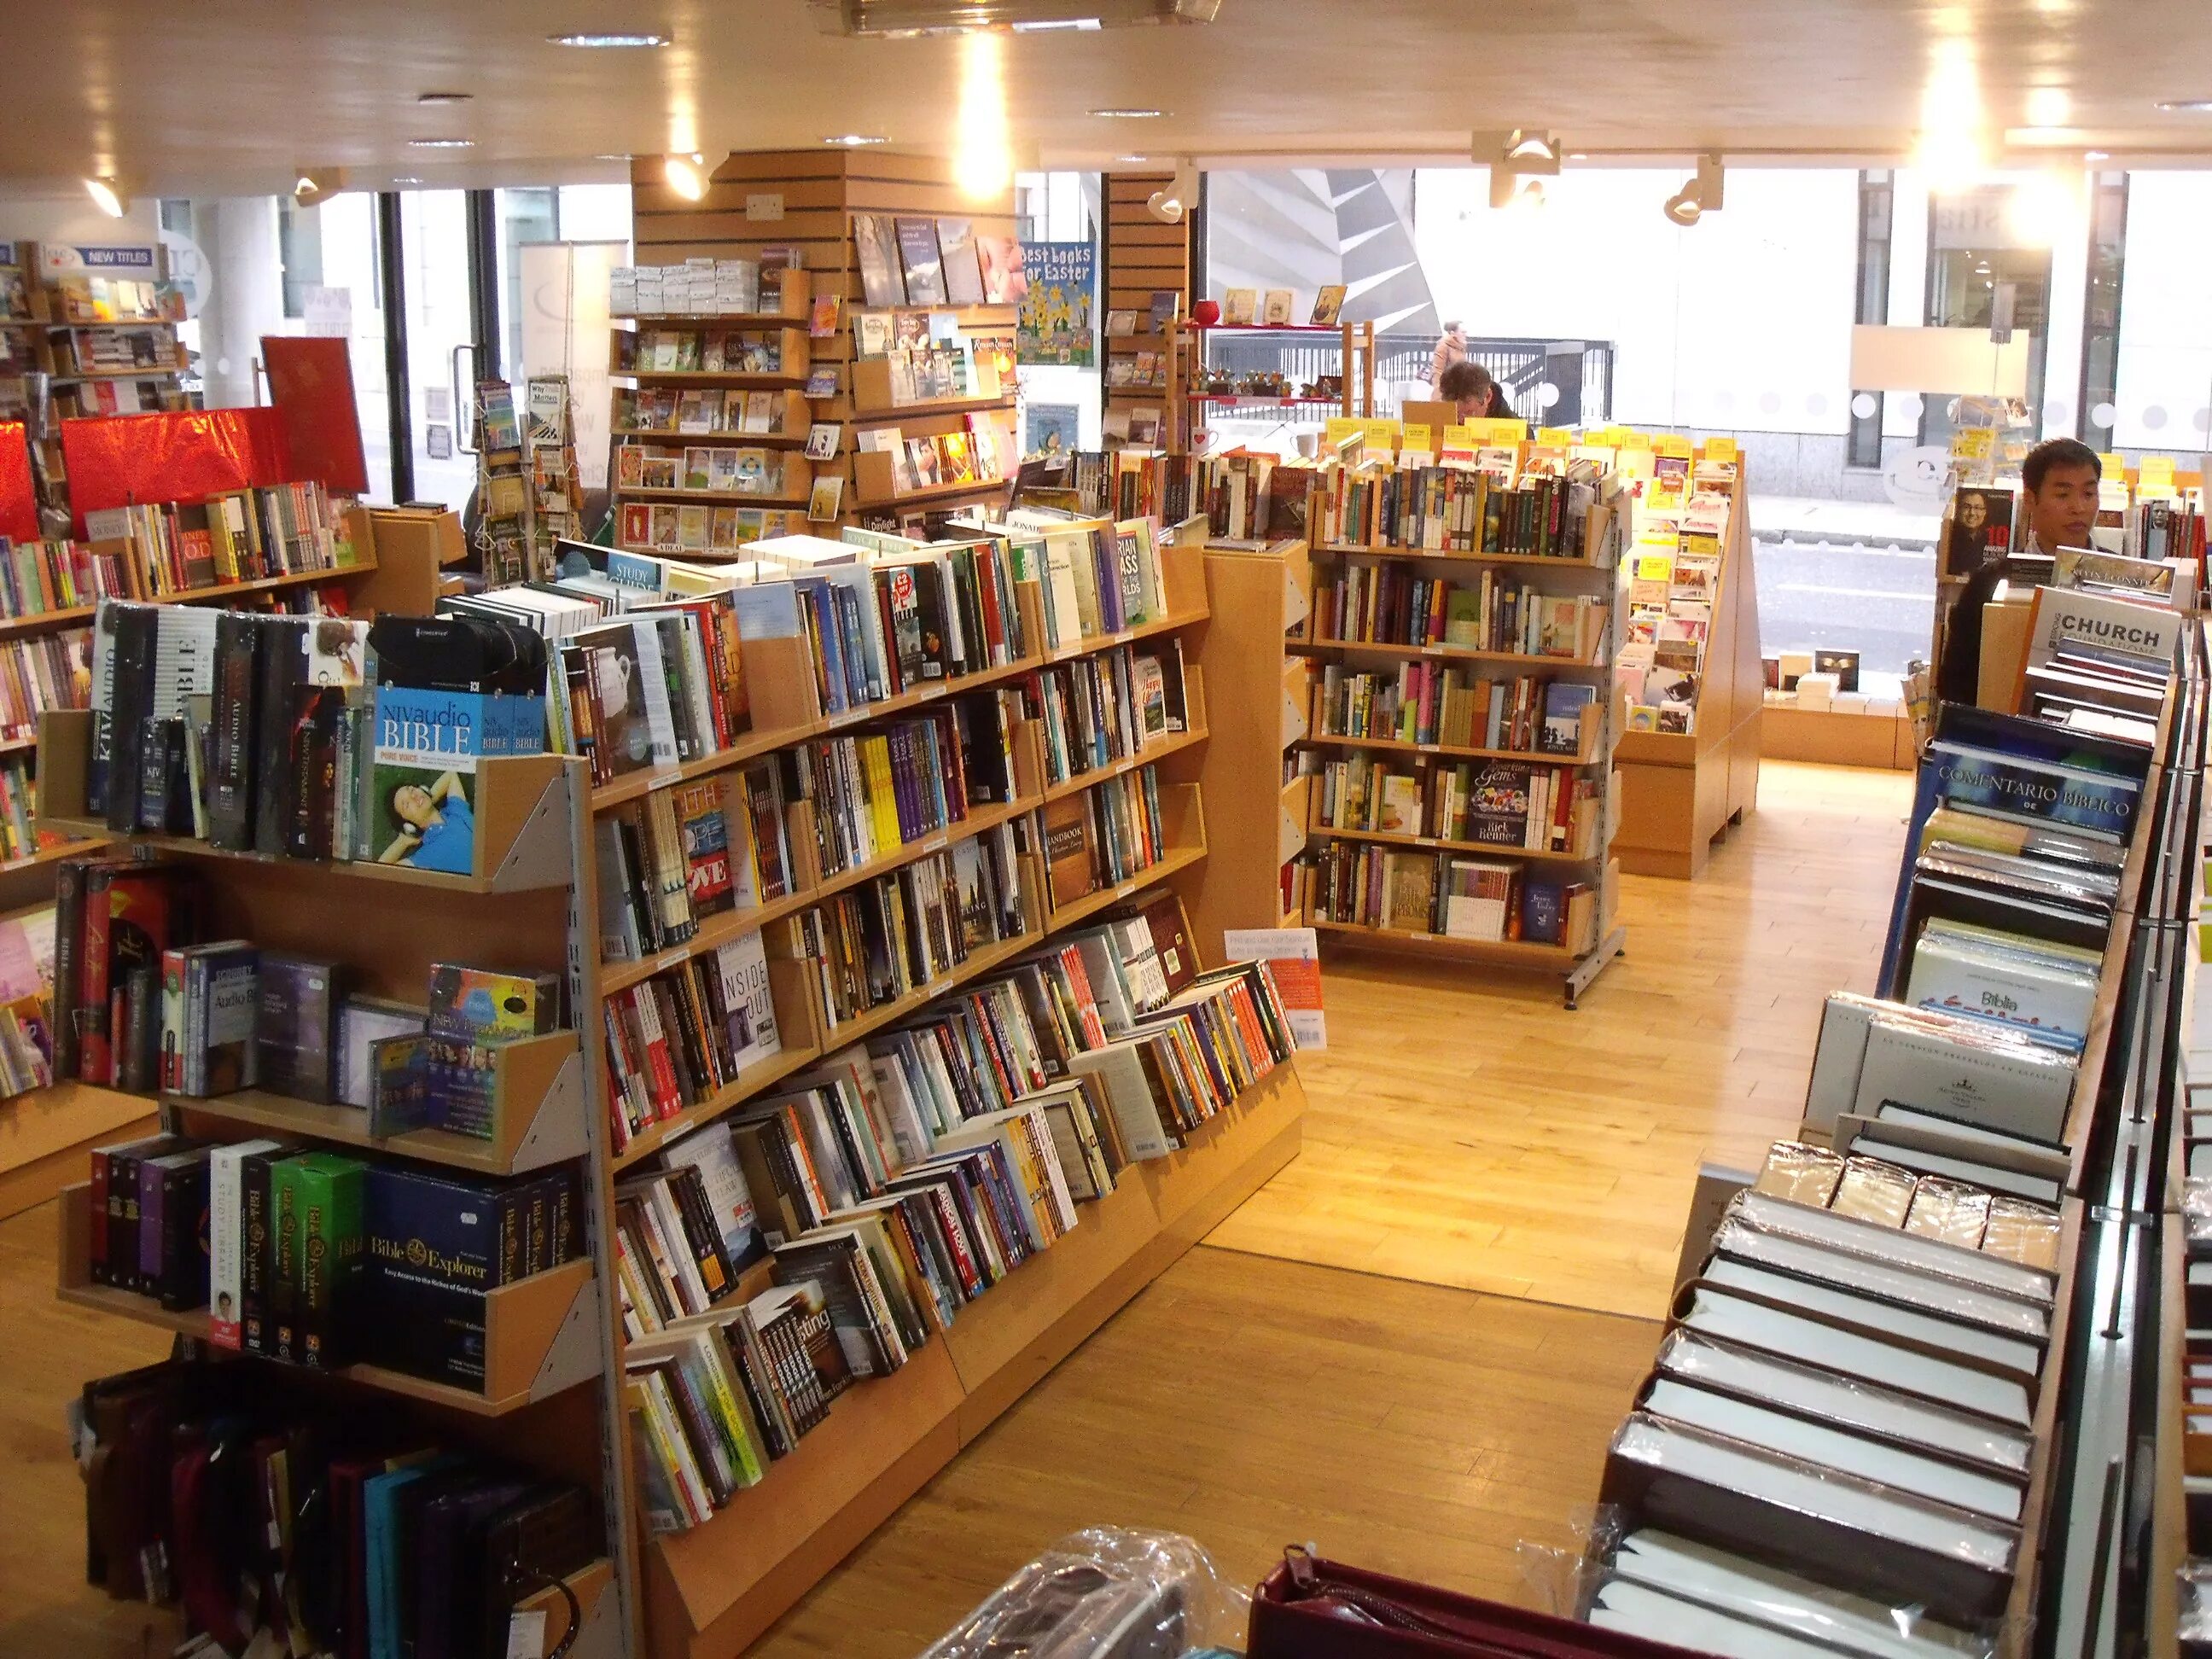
[1620,430,1652,450]
[2098,451,2125,479]
[1703,436,1738,463]
[1324,416,1363,447]
[1654,434,1693,459]
[1362,417,1402,448]
[1400,424,1433,455]
[1441,423,1481,451]
[1949,428,1995,461]
[1634,552,1674,580]
[1465,416,1525,445]
[1536,426,1575,446]
[2141,455,2177,489]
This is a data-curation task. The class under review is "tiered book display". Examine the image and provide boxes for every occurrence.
[0,492,434,1220]
[626,150,1022,544]
[609,262,817,559]
[1288,448,1630,1007]
[1610,439,1763,879]
[1591,613,2201,1656]
[1169,311,1377,457]
[45,491,1311,1658]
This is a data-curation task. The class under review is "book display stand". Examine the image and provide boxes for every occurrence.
[0,512,430,1220]
[1289,487,1630,1008]
[626,150,1022,542]
[39,388,1315,1659]
[1611,451,1765,879]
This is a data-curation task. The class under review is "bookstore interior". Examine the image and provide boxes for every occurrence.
[8,4,2212,1659]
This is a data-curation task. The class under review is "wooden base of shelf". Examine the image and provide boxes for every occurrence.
[0,1080,154,1220]
[1310,917,1627,1007]
[643,1060,1307,1659]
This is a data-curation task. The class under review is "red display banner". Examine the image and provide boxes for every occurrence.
[262,336,370,498]
[0,422,36,543]
[60,408,292,537]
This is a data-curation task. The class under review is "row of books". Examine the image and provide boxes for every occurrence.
[612,328,786,375]
[90,605,542,880]
[786,696,1019,879]
[0,536,134,618]
[854,418,1005,496]
[615,442,790,496]
[617,502,802,556]
[604,931,783,1150]
[805,825,1032,1029]
[1313,664,1593,756]
[1040,765,1173,911]
[1022,639,1189,790]
[2010,582,2180,747]
[84,481,351,597]
[80,1363,597,1650]
[614,385,790,438]
[1315,463,1598,557]
[1594,1169,2058,1640]
[860,342,995,409]
[84,1132,582,1386]
[48,325,185,374]
[1317,564,1609,662]
[612,257,792,317]
[0,626,90,739]
[0,755,40,861]
[1314,755,1598,854]
[1310,839,1592,946]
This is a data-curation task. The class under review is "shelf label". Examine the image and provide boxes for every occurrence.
[922,834,948,854]
[1536,426,1575,446]
[1703,435,1739,463]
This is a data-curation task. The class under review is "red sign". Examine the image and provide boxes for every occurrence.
[262,335,370,498]
[0,422,36,542]
[60,408,292,537]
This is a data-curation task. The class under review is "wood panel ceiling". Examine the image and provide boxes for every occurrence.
[5,0,2212,197]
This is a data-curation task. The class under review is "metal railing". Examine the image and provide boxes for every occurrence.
[1200,331,1615,426]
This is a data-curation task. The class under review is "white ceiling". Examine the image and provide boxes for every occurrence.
[8,0,2212,199]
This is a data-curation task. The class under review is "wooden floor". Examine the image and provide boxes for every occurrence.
[0,760,1914,1658]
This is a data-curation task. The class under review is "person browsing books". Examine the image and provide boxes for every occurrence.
[1936,437,2102,706]
[1437,360,1520,427]
[380,770,474,873]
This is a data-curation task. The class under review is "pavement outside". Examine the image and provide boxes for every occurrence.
[1745,492,1943,684]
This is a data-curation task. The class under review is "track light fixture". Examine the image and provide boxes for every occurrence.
[1664,153,1726,226]
[664,154,709,201]
[1488,170,1546,210]
[292,169,345,205]
[1498,129,1563,173]
[1146,158,1197,223]
[84,177,129,218]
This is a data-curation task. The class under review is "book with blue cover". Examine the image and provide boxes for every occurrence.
[370,684,543,875]
[1929,738,2139,844]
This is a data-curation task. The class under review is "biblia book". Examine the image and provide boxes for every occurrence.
[370,686,541,876]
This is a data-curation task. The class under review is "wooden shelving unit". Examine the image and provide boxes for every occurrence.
[1612,454,1765,879]
[1174,318,1378,455]
[608,285,817,560]
[626,150,1020,539]
[1292,495,1631,1007]
[39,746,636,1659]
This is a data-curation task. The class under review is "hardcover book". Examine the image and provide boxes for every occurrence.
[894,218,949,307]
[853,213,906,308]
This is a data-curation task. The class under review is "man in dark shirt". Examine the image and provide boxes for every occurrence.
[1936,437,2102,706]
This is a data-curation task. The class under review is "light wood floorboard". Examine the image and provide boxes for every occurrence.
[0,760,1910,1656]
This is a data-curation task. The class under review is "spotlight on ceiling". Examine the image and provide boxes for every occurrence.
[1663,153,1725,226]
[813,0,1218,37]
[664,154,709,201]
[1498,129,1563,173]
[84,177,128,218]
[1146,158,1197,223]
[292,169,345,205]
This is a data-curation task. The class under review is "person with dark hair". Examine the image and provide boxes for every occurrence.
[1438,359,1515,423]
[1936,437,2103,705]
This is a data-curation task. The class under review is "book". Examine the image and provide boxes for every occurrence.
[853,213,906,308]
[935,218,984,307]
[894,218,948,306]
[370,685,541,876]
[1220,288,1257,326]
[1261,289,1294,326]
[1311,284,1348,326]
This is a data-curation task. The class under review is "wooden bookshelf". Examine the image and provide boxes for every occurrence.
[1293,492,1631,1007]
[626,149,1019,536]
[1611,454,1765,879]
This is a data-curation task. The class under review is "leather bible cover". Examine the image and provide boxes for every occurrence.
[1249,1551,1685,1659]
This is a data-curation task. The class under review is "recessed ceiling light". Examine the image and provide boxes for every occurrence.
[822,134,890,146]
[391,176,424,186]
[593,153,632,161]
[416,91,472,105]
[408,137,474,148]
[1118,154,1149,163]
[2085,149,2110,160]
[1091,108,1165,119]
[1568,152,1588,160]
[2154,99,2212,113]
[547,31,668,48]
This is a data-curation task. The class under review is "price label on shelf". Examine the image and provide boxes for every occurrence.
[1537,426,1575,446]
[1704,435,1739,463]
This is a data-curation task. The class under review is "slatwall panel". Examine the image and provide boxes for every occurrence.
[1100,172,1195,445]
[632,151,1018,530]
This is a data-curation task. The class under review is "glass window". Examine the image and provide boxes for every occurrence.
[1016,170,1102,454]
[2111,172,2212,462]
